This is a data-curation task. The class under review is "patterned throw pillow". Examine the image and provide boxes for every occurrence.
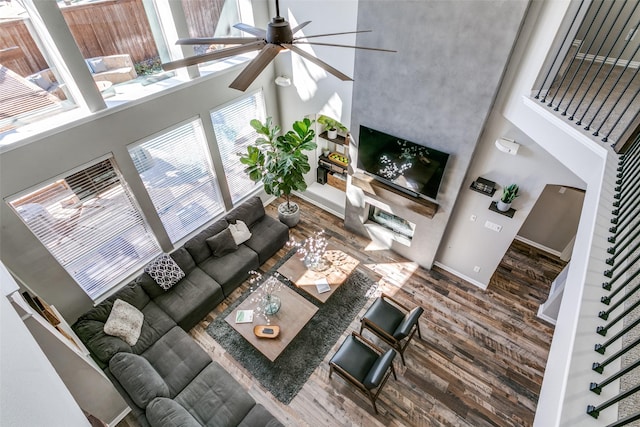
[228,220,252,245]
[144,254,185,290]
[104,299,144,346]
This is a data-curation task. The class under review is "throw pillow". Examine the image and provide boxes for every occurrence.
[29,73,52,91]
[88,58,108,73]
[206,228,238,257]
[109,353,170,408]
[145,254,185,290]
[103,299,144,346]
[228,220,252,245]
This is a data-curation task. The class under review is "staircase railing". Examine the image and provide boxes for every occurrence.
[586,133,640,425]
[533,0,640,152]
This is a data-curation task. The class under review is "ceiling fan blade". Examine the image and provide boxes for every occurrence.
[229,44,284,91]
[176,37,261,45]
[283,43,352,81]
[294,30,372,40]
[291,21,311,34]
[234,23,267,38]
[162,41,265,71]
[294,41,396,53]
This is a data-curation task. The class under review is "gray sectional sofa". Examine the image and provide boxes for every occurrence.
[72,197,288,427]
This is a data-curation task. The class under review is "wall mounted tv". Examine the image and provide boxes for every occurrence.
[357,125,449,201]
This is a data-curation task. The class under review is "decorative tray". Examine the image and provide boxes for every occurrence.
[253,325,280,339]
[328,152,349,167]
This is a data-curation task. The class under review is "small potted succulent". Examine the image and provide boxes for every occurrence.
[497,184,519,212]
[317,114,348,140]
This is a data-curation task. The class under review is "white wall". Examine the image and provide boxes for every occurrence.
[1,263,91,427]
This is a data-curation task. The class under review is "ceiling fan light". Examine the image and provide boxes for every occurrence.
[275,75,292,87]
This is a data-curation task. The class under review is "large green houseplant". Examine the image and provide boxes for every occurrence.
[240,117,316,227]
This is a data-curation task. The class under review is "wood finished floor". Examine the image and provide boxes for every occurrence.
[118,196,565,427]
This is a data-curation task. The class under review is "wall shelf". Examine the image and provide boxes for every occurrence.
[351,172,438,218]
[470,177,496,197]
[319,131,348,145]
[489,201,516,218]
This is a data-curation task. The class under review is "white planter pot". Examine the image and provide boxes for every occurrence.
[496,200,511,212]
[327,128,338,139]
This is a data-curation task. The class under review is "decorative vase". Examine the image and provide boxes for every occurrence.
[303,253,326,271]
[496,200,511,212]
[327,128,338,139]
[262,294,281,316]
[278,201,300,227]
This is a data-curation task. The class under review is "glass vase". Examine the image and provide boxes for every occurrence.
[262,294,281,316]
[304,253,325,271]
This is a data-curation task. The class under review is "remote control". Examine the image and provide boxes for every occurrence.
[263,328,274,334]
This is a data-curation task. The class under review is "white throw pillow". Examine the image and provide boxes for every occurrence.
[104,299,144,346]
[144,254,185,290]
[228,220,252,245]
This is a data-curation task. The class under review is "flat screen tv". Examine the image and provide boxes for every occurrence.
[357,125,449,200]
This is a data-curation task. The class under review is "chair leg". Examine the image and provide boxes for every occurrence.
[329,364,333,379]
[416,322,422,339]
[359,322,364,335]
[368,391,379,415]
[397,345,406,366]
[391,364,397,381]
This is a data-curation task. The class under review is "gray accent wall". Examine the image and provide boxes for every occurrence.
[346,0,530,268]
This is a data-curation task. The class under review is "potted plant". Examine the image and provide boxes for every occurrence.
[317,114,348,140]
[240,117,316,227]
[497,183,519,212]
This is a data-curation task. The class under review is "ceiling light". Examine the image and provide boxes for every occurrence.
[495,137,519,155]
[275,75,292,87]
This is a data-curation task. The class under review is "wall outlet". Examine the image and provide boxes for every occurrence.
[473,266,481,273]
[484,220,502,232]
[470,214,477,222]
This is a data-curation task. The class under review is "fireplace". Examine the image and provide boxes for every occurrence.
[367,206,416,241]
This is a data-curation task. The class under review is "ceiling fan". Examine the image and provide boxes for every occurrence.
[161,0,395,91]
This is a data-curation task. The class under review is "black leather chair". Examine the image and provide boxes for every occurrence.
[359,293,424,365]
[329,332,397,414]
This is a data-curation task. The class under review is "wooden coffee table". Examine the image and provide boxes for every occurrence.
[225,281,317,362]
[277,243,359,303]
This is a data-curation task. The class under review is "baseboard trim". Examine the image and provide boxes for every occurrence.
[514,236,562,257]
[575,51,640,69]
[433,261,488,290]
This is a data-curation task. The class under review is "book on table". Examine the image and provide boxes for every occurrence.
[315,278,331,294]
[235,310,254,323]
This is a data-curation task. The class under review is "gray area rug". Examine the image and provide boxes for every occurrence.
[206,248,377,404]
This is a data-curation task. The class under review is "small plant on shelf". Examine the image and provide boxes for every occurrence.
[317,115,348,139]
[497,183,519,212]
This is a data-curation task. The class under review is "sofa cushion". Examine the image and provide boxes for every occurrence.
[174,362,256,426]
[88,57,108,73]
[103,299,144,346]
[171,247,197,275]
[199,245,259,296]
[72,298,175,368]
[145,254,185,290]
[228,220,252,245]
[206,228,238,257]
[152,267,224,331]
[110,353,170,408]
[147,397,200,427]
[238,404,284,427]
[184,219,229,264]
[242,215,289,264]
[225,196,265,228]
[142,327,211,397]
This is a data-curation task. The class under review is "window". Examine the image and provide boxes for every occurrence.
[0,2,76,139]
[210,90,266,204]
[8,157,160,300]
[129,119,224,243]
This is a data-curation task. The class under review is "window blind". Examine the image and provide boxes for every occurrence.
[210,90,267,204]
[9,158,160,300]
[129,119,224,243]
